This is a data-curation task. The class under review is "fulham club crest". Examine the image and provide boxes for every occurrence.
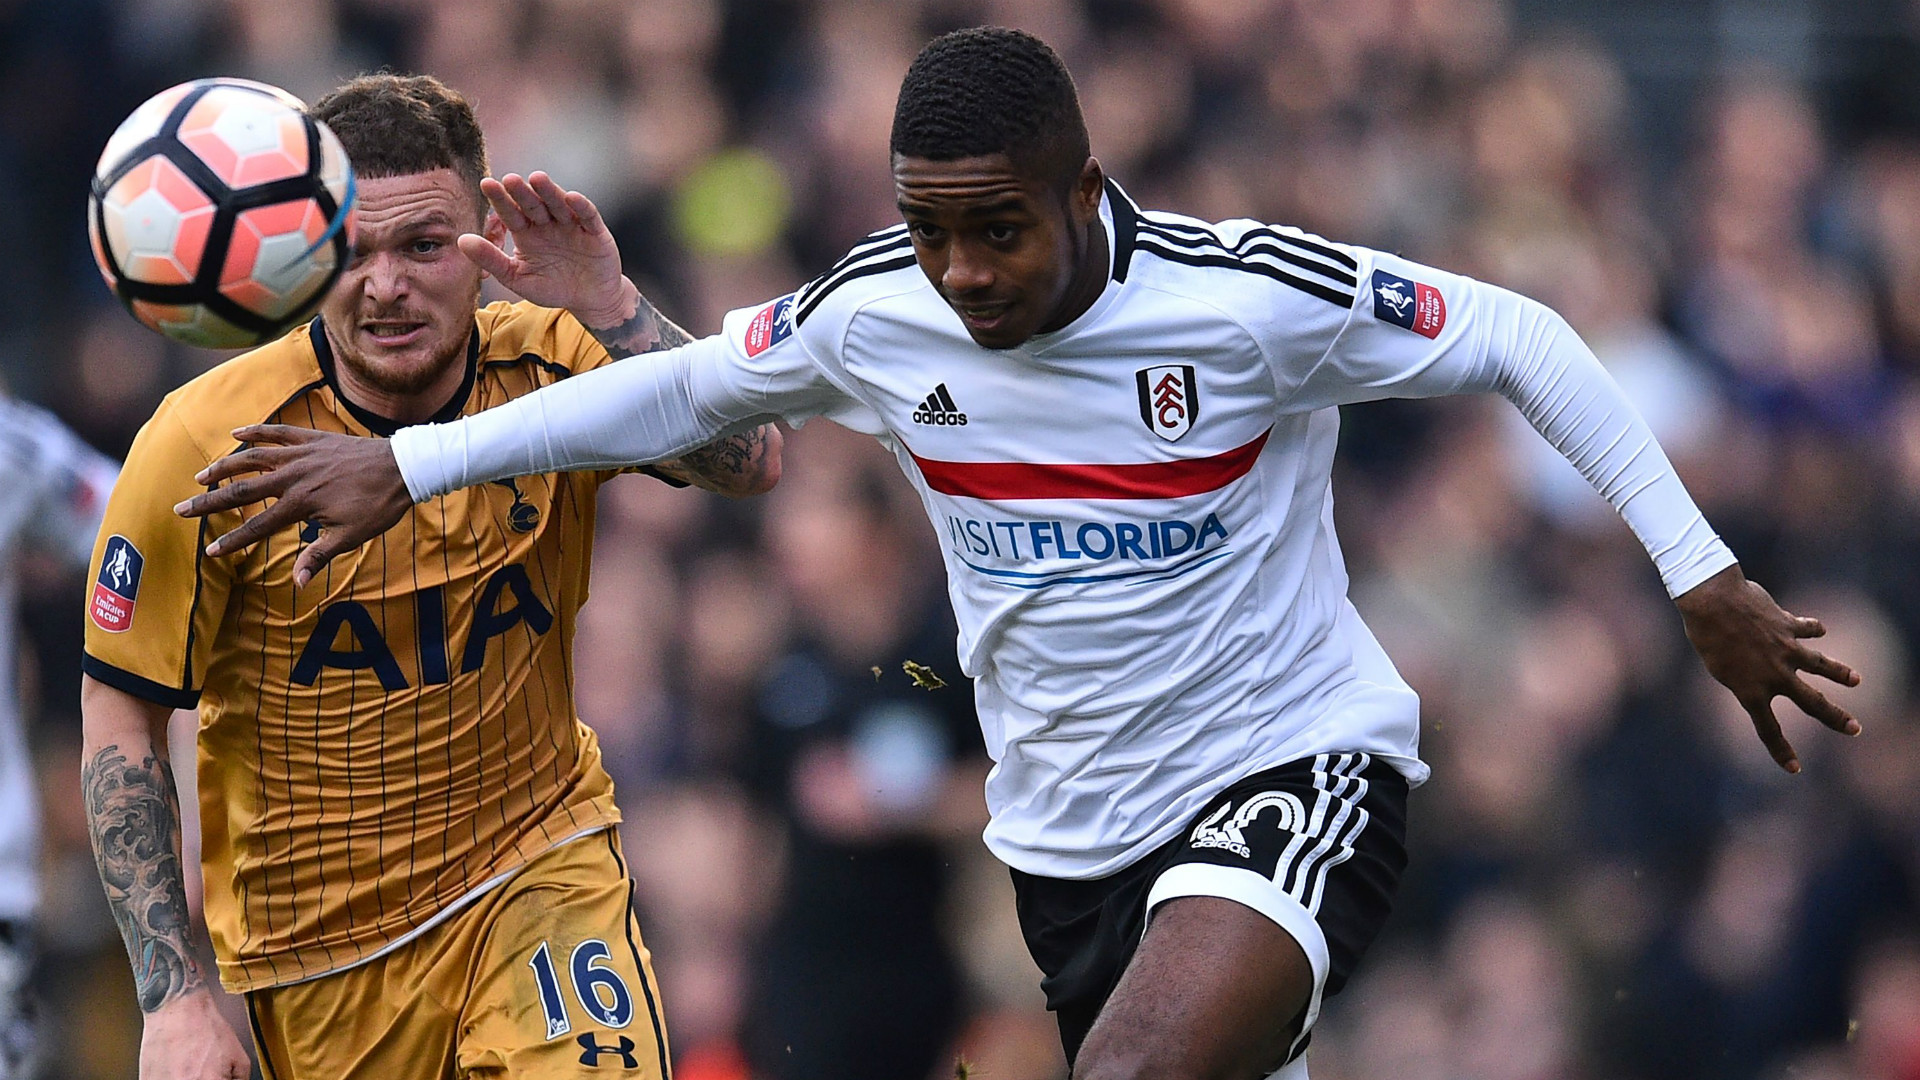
[1137,364,1199,442]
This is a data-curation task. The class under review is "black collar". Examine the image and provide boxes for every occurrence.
[309,316,479,437]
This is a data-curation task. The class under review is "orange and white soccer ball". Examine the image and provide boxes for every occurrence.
[89,78,356,349]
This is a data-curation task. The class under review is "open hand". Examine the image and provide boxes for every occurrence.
[456,171,638,327]
[1675,564,1862,773]
[173,425,413,587]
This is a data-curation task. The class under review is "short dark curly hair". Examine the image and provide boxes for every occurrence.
[889,27,1090,193]
[313,73,488,219]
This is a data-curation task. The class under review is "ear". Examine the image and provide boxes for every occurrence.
[1074,157,1105,222]
[484,209,509,249]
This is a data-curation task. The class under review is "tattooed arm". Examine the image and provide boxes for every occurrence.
[450,170,780,496]
[581,283,695,358]
[81,676,249,1079]
[582,284,783,498]
[83,738,197,1011]
[451,171,781,496]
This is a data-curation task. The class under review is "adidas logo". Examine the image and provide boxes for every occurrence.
[911,383,969,426]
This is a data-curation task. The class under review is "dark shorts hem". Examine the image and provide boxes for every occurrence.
[1010,751,1409,1065]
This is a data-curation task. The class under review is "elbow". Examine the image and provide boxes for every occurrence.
[673,423,785,498]
[738,462,781,499]
[702,424,783,499]
[1523,295,1579,353]
[730,425,784,498]
[1486,293,1583,395]
[80,673,175,753]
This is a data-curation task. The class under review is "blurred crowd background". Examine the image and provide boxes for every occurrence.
[4,0,1919,1077]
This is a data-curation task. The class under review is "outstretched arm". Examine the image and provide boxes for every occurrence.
[1461,288,1860,769]
[174,290,832,585]
[457,171,780,498]
[1469,295,1860,770]
[1290,261,1861,769]
[174,321,766,579]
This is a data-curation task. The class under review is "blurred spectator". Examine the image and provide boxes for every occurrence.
[738,433,985,1080]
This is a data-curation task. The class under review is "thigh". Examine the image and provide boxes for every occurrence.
[457,832,670,1080]
[1011,853,1165,1062]
[1078,895,1312,1079]
[249,953,460,1080]
[1074,752,1409,1079]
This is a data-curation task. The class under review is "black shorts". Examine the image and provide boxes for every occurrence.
[1010,752,1409,1067]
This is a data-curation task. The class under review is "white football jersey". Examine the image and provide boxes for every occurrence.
[0,398,118,918]
[395,181,1733,879]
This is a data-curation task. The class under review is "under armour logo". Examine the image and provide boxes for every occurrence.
[577,1033,638,1069]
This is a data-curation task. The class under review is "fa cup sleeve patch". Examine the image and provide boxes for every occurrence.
[90,535,145,632]
[743,294,796,357]
[1370,269,1447,339]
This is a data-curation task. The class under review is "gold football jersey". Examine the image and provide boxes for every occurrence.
[84,303,643,991]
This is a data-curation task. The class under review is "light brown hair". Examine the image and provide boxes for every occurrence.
[313,73,488,218]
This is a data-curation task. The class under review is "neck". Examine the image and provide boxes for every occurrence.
[323,325,472,427]
[1039,214,1110,335]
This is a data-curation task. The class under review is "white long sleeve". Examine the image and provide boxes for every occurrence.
[1465,290,1735,596]
[393,337,716,501]
[391,324,846,503]
[1287,263,1735,597]
[1474,290,1735,591]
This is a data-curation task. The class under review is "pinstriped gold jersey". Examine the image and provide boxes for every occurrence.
[83,302,639,991]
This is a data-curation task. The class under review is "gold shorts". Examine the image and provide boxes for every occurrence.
[246,831,670,1079]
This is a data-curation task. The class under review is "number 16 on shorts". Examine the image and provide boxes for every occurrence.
[529,939,636,1039]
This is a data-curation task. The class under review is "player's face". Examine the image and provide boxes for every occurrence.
[894,153,1106,350]
[319,169,500,401]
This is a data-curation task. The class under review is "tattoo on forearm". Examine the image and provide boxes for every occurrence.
[655,424,775,494]
[589,289,771,493]
[587,292,693,359]
[679,425,769,479]
[84,744,203,1012]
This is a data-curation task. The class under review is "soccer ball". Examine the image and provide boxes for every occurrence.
[89,78,355,349]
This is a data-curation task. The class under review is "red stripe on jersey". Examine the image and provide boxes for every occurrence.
[910,428,1271,500]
